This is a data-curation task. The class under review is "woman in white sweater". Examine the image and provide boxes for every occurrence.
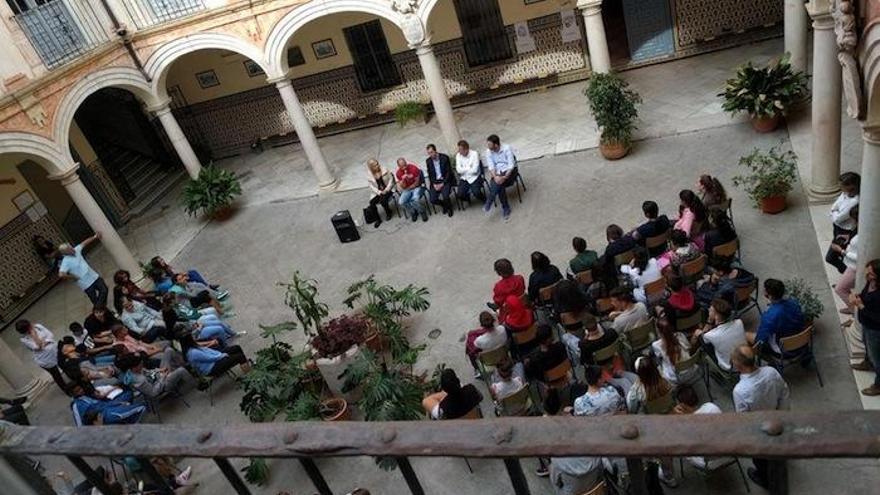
[365,159,395,228]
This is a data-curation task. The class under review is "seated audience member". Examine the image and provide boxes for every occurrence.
[395,157,429,223]
[631,200,671,243]
[578,317,620,367]
[465,312,508,373]
[599,224,636,284]
[703,209,738,256]
[57,337,118,387]
[490,357,526,401]
[111,325,182,370]
[695,259,755,308]
[552,280,589,328]
[490,258,526,311]
[663,275,697,319]
[568,237,599,277]
[573,365,624,417]
[69,381,145,426]
[674,189,708,240]
[609,289,649,334]
[70,322,114,356]
[0,395,29,425]
[524,325,568,383]
[483,134,519,219]
[696,174,728,211]
[692,298,746,371]
[527,251,564,303]
[170,272,226,316]
[180,334,250,377]
[120,297,167,343]
[112,269,161,314]
[746,279,805,355]
[550,456,605,495]
[422,368,483,419]
[455,140,486,203]
[501,294,534,335]
[84,305,120,337]
[365,159,395,228]
[601,359,638,398]
[621,248,663,304]
[659,229,701,271]
[626,355,672,414]
[652,316,698,386]
[425,143,455,217]
[149,256,213,294]
[116,352,194,399]
[673,384,725,470]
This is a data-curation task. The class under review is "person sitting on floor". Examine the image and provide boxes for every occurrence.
[422,368,483,419]
[57,337,119,388]
[527,251,564,303]
[111,325,183,371]
[365,158,395,228]
[395,157,429,223]
[696,174,728,211]
[524,325,569,384]
[621,248,663,305]
[112,269,161,315]
[568,236,599,278]
[455,139,486,203]
[69,381,145,426]
[746,279,805,356]
[116,352,196,400]
[170,272,227,316]
[598,224,636,285]
[573,364,624,417]
[179,333,250,378]
[148,256,215,295]
[120,297,168,343]
[69,322,114,360]
[630,200,671,244]
[489,258,526,312]
[692,298,746,372]
[465,311,508,375]
[673,384,725,470]
[490,357,527,401]
[483,134,519,219]
[425,143,455,217]
[609,288,649,334]
[703,209,738,256]
[659,229,701,272]
[83,305,120,338]
[652,316,699,386]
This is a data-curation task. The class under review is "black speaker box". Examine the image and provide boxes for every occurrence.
[331,210,360,243]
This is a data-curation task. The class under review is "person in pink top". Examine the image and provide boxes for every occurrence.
[673,190,708,248]
[395,158,428,222]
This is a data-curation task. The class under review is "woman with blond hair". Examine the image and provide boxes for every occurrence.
[365,158,395,228]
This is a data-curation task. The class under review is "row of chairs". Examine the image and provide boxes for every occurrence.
[389,167,528,218]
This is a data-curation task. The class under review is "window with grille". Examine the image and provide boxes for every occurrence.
[343,20,401,93]
[452,0,513,67]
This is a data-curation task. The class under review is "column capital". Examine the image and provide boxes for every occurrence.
[270,77,293,88]
[410,39,434,55]
[145,97,172,114]
[577,0,602,16]
[49,163,81,185]
[806,3,834,28]
[863,126,880,145]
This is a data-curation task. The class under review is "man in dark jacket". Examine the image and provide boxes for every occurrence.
[425,143,455,217]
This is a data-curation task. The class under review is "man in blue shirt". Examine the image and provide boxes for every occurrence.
[746,279,804,356]
[483,134,518,219]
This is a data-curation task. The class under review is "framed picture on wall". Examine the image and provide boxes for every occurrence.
[243,60,265,77]
[195,70,220,89]
[312,39,337,59]
[12,190,34,212]
[287,46,306,67]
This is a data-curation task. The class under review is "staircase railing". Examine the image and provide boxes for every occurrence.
[77,159,130,227]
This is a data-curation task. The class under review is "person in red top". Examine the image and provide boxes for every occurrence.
[395,158,428,222]
[501,294,534,332]
[489,258,525,312]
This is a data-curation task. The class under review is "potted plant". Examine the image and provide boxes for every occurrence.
[584,72,641,160]
[394,101,428,126]
[732,146,798,214]
[183,165,242,220]
[286,392,350,422]
[784,278,825,324]
[718,53,809,133]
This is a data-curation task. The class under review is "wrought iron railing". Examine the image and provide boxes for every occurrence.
[77,159,130,228]
[12,0,112,69]
[2,411,879,495]
[121,0,206,30]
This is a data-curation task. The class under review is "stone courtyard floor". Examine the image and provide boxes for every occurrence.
[4,37,879,494]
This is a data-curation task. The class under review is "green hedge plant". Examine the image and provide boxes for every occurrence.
[394,101,427,126]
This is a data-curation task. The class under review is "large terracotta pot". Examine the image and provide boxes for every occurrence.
[599,140,629,160]
[364,325,382,353]
[211,205,236,221]
[760,194,787,214]
[320,398,350,421]
[751,114,780,133]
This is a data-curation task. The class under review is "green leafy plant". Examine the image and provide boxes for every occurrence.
[584,72,641,146]
[394,101,426,126]
[732,146,798,206]
[784,278,825,323]
[182,165,242,218]
[242,458,270,486]
[280,271,329,336]
[285,392,322,421]
[719,53,809,119]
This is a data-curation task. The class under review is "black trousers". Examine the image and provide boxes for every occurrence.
[825,224,854,274]
[42,365,68,393]
[428,182,453,212]
[368,193,394,219]
[209,345,247,377]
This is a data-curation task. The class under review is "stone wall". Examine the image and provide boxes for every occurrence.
[0,211,66,318]
[673,0,784,48]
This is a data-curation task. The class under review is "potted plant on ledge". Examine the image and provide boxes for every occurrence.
[732,146,798,214]
[584,72,641,160]
[183,165,242,221]
[719,53,809,133]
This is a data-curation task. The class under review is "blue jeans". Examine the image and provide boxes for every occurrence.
[197,315,235,345]
[864,325,880,387]
[84,278,108,308]
[486,168,518,211]
[399,188,426,217]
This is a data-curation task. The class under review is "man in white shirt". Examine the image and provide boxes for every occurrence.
[693,298,745,371]
[120,297,167,343]
[731,345,790,490]
[15,320,68,393]
[483,134,518,219]
[58,233,108,307]
[609,289,648,333]
[673,385,726,469]
[455,139,486,203]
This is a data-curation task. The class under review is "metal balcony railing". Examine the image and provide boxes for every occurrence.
[121,0,206,30]
[2,411,880,495]
[11,0,112,69]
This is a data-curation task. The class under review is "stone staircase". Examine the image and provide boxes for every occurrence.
[96,144,186,221]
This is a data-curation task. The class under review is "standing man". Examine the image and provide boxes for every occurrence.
[731,345,790,490]
[58,232,108,307]
[483,134,518,220]
[455,140,485,203]
[15,320,68,393]
[395,158,428,223]
[425,144,455,217]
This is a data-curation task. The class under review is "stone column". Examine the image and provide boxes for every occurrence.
[808,8,842,201]
[53,165,143,280]
[0,339,47,399]
[856,128,880,287]
[148,100,202,179]
[785,0,809,72]
[413,40,460,152]
[578,0,611,73]
[272,78,338,191]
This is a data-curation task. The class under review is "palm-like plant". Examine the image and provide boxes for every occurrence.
[280,271,329,336]
[719,53,809,119]
[182,165,242,218]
